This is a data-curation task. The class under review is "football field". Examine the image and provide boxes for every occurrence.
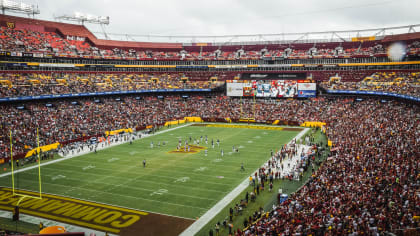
[0,123,301,234]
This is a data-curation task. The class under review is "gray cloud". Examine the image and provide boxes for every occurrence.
[7,0,420,41]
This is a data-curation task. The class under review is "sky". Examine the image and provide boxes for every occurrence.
[5,0,420,42]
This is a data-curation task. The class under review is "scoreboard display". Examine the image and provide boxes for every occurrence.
[227,73,316,98]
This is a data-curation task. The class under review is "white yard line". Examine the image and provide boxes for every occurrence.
[179,127,309,236]
[0,123,192,179]
[0,210,117,236]
[11,178,208,211]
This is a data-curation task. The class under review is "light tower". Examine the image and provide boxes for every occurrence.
[54,12,110,39]
[0,0,40,17]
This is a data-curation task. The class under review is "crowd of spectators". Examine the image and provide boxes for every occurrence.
[321,71,420,97]
[1,26,419,60]
[239,98,419,235]
[0,26,90,56]
[0,95,417,235]
[2,70,419,99]
[0,94,418,235]
[0,73,221,98]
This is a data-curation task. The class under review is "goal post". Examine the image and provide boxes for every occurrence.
[239,95,256,122]
[10,128,42,204]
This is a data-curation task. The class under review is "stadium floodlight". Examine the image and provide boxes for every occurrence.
[55,12,109,25]
[0,0,40,16]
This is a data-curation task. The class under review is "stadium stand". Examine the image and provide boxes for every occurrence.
[0,73,221,97]
[0,96,419,236]
[320,71,420,97]
[1,14,419,60]
[0,12,419,236]
[237,98,419,235]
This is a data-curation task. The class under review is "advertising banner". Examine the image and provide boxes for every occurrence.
[226,83,244,96]
[241,72,307,80]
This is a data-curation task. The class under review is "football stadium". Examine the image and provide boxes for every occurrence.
[0,0,419,235]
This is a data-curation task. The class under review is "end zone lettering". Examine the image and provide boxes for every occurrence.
[0,187,147,233]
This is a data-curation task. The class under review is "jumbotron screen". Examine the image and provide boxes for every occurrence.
[226,79,316,98]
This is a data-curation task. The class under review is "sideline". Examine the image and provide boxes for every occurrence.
[179,127,310,236]
[0,123,192,178]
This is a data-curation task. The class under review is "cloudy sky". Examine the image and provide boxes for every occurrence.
[6,0,420,42]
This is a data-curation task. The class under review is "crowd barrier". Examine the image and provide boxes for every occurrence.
[326,90,420,102]
[0,89,212,102]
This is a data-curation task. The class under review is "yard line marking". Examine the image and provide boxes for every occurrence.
[51,161,238,180]
[14,177,209,211]
[194,167,208,172]
[149,189,168,196]
[22,169,227,198]
[41,165,232,188]
[0,123,193,179]
[67,158,244,176]
[174,177,190,183]
[51,175,66,181]
[179,127,310,236]
[26,171,222,201]
[82,165,95,171]
[107,157,120,162]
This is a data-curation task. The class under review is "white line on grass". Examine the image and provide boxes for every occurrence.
[0,123,192,179]
[179,128,309,236]
[41,163,232,189]
[15,177,208,211]
[2,185,196,221]
[21,171,218,202]
[66,157,243,177]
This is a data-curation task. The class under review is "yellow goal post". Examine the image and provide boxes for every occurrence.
[10,128,42,206]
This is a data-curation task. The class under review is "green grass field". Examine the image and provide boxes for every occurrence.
[0,124,300,220]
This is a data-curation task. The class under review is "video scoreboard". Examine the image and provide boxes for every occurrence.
[227,73,316,98]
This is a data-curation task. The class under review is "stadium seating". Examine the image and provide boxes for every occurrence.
[0,96,418,236]
[0,73,221,98]
[0,13,419,236]
[1,71,418,98]
[238,98,419,235]
[320,71,420,97]
[1,14,419,60]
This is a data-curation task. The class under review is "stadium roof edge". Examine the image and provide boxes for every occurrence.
[1,13,420,47]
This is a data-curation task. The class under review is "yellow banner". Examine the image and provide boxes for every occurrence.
[239,118,255,123]
[366,81,394,86]
[25,142,60,158]
[351,36,375,42]
[6,22,15,29]
[184,117,202,122]
[164,117,202,126]
[206,124,284,130]
[105,128,133,136]
[164,119,185,126]
[272,120,279,125]
[300,121,326,128]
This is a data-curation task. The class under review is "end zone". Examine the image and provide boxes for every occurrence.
[0,187,194,235]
